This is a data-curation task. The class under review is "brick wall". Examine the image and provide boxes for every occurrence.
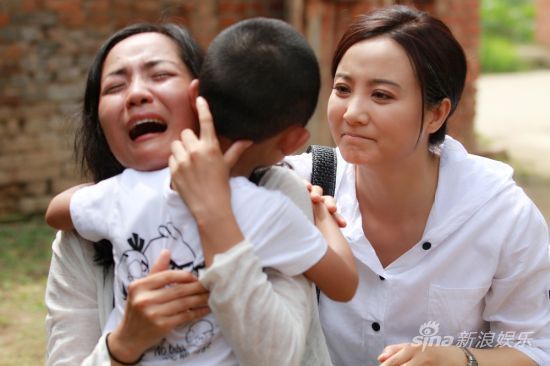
[0,0,282,219]
[535,0,550,47]
[0,0,479,219]
[434,0,480,150]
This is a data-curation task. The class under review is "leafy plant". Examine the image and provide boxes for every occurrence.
[480,0,535,73]
[480,34,528,72]
[482,0,534,42]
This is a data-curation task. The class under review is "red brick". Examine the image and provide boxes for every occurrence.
[87,0,109,12]
[220,16,238,28]
[0,13,9,27]
[87,12,109,27]
[21,0,40,12]
[134,0,162,14]
[535,0,550,46]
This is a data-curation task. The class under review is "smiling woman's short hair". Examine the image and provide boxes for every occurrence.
[332,5,467,146]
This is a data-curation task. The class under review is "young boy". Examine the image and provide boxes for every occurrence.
[46,18,356,365]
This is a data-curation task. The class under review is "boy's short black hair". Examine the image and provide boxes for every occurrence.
[199,17,320,142]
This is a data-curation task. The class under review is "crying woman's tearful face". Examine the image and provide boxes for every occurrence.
[98,32,198,171]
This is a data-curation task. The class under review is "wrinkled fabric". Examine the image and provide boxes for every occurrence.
[287,136,550,366]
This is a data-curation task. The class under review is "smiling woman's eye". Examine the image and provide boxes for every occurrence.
[372,90,392,101]
[333,83,351,95]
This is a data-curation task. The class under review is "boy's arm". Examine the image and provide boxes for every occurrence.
[304,199,358,302]
[45,184,89,231]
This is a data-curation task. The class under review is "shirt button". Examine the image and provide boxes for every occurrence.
[379,275,385,281]
[422,241,432,250]
[372,322,381,332]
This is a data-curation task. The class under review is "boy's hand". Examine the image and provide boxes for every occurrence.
[305,182,347,228]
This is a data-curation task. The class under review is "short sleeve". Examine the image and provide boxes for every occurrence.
[231,178,328,277]
[70,177,118,242]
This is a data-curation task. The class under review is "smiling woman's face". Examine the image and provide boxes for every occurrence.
[98,32,197,171]
[327,36,427,166]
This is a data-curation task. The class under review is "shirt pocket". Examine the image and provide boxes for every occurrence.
[428,284,489,339]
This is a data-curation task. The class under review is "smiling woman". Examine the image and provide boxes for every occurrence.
[285,5,550,366]
[328,36,431,166]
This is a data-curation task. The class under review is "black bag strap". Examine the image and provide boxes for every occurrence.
[306,145,337,301]
[248,166,271,185]
[306,144,337,197]
[300,145,337,301]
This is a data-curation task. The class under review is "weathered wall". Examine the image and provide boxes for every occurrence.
[0,0,282,218]
[535,0,550,47]
[0,0,479,219]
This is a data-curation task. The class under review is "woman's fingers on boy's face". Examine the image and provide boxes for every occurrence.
[170,142,190,179]
[196,96,216,142]
[170,140,186,161]
[223,140,252,168]
[180,128,199,149]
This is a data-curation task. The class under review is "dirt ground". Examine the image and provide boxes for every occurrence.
[518,175,550,224]
[475,70,550,225]
[0,281,47,366]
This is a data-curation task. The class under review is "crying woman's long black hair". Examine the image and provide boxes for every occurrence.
[76,23,203,267]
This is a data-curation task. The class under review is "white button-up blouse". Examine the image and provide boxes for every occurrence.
[287,136,550,366]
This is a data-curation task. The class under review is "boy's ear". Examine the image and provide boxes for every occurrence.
[188,79,200,113]
[278,126,310,155]
[425,97,451,134]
